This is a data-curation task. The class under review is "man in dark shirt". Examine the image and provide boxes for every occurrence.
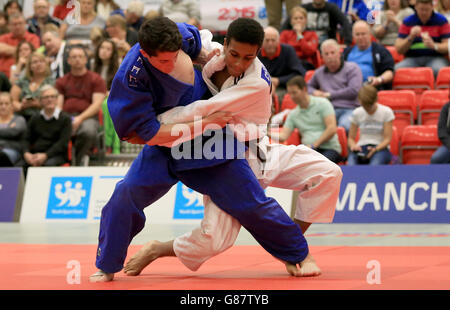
[23,85,72,167]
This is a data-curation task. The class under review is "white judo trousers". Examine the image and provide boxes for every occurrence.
[157,33,343,270]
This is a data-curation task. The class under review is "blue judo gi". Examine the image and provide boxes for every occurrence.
[96,23,309,273]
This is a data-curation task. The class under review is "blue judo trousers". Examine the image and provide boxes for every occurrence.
[95,25,309,273]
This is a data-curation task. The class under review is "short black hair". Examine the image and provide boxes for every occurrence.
[286,75,307,90]
[225,18,264,48]
[138,16,182,57]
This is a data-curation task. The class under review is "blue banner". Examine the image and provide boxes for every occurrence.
[0,168,24,222]
[173,182,204,219]
[335,165,450,223]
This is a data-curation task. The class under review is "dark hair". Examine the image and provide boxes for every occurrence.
[93,38,119,90]
[225,18,264,48]
[4,0,22,19]
[14,40,35,63]
[286,75,307,90]
[415,0,433,4]
[67,44,89,58]
[138,16,182,56]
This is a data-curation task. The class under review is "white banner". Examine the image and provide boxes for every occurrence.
[20,167,292,223]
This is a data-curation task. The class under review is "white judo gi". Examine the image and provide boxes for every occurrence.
[157,33,343,271]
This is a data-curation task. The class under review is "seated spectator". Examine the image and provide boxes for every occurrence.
[23,85,71,168]
[60,0,106,46]
[280,6,319,70]
[10,51,55,121]
[0,72,10,91]
[55,45,106,166]
[42,28,68,79]
[347,84,395,165]
[124,1,145,32]
[343,21,394,90]
[258,26,306,106]
[308,39,363,132]
[53,0,74,21]
[96,0,120,20]
[0,11,8,35]
[0,91,26,166]
[26,0,62,44]
[269,75,342,163]
[437,0,450,22]
[3,0,22,19]
[395,0,450,77]
[0,13,40,78]
[329,0,370,23]
[9,40,35,85]
[281,0,352,46]
[159,0,201,28]
[105,14,138,58]
[374,0,415,46]
[91,38,119,91]
[430,101,450,163]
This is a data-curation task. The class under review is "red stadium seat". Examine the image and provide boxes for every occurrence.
[280,93,296,111]
[269,127,301,145]
[377,90,417,136]
[400,125,441,164]
[435,66,450,89]
[385,45,404,64]
[418,90,449,125]
[304,70,315,82]
[393,67,434,96]
[336,126,348,160]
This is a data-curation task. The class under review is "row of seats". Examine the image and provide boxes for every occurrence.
[275,124,441,165]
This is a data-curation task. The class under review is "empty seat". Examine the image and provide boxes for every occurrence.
[269,127,301,145]
[377,90,417,136]
[336,126,348,160]
[304,70,315,82]
[393,67,434,96]
[385,45,404,64]
[400,125,441,164]
[418,90,449,125]
[435,66,450,89]
[280,93,296,111]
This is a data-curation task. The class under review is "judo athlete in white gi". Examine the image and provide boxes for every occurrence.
[90,17,313,282]
[123,20,343,277]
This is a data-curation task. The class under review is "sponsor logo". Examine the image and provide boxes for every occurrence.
[173,183,204,219]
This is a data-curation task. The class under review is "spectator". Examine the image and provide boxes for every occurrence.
[437,0,450,21]
[343,21,394,90]
[329,0,371,23]
[96,0,120,20]
[264,0,301,30]
[0,91,26,166]
[9,40,35,85]
[42,29,68,79]
[23,85,71,168]
[280,6,319,70]
[10,51,55,121]
[0,13,40,78]
[159,0,201,28]
[124,0,145,32]
[347,84,395,165]
[26,0,62,43]
[0,72,10,91]
[374,0,415,46]
[3,0,22,19]
[0,11,8,35]
[55,45,106,166]
[60,0,106,46]
[91,38,119,91]
[105,14,138,58]
[258,26,306,105]
[53,0,74,21]
[430,101,450,163]
[281,0,352,46]
[395,0,450,77]
[269,75,342,163]
[308,39,363,132]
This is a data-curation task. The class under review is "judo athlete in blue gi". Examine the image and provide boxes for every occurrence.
[90,17,310,282]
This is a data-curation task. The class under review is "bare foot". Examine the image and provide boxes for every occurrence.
[285,253,321,277]
[89,270,114,282]
[124,240,163,276]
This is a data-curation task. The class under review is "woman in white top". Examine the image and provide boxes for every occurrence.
[347,84,395,165]
[373,0,415,46]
